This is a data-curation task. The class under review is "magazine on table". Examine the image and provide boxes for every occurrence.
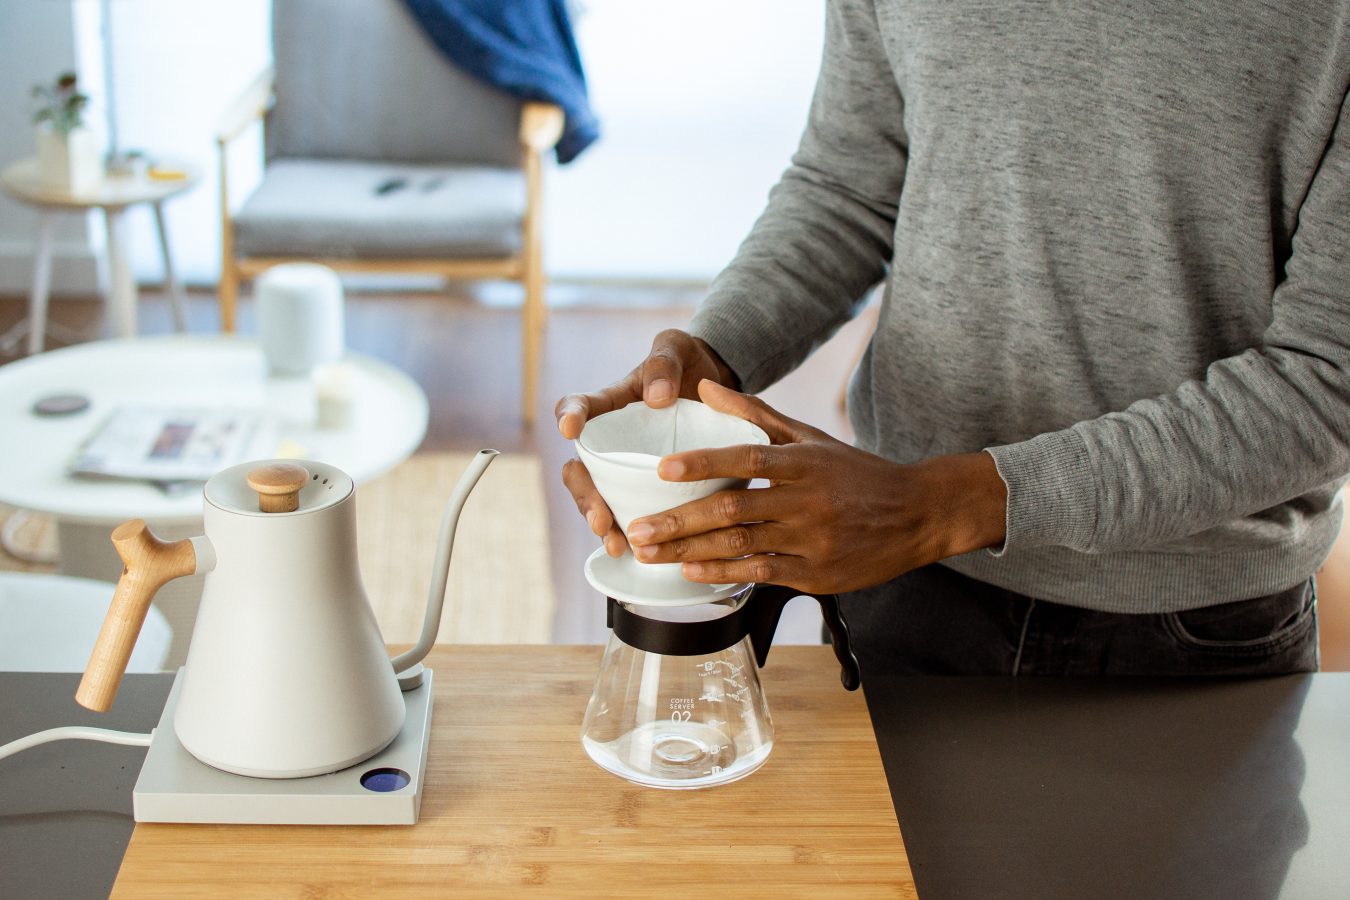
[69,407,266,484]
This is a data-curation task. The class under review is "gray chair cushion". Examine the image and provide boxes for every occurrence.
[233,159,525,260]
[266,0,522,167]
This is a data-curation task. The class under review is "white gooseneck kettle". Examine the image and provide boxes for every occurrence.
[76,450,498,779]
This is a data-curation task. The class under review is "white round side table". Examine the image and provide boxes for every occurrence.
[0,158,200,355]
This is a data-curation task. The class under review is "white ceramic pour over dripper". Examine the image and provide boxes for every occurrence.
[576,399,769,606]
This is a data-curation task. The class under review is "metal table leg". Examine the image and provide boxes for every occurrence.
[152,201,187,332]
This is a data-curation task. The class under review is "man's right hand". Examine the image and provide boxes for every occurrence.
[556,329,739,558]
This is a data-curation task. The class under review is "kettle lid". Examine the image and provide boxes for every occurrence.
[205,458,354,516]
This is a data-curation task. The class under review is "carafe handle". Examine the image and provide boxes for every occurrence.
[745,585,861,691]
[75,520,199,712]
[605,585,861,691]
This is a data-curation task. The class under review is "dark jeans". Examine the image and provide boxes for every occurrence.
[838,564,1319,677]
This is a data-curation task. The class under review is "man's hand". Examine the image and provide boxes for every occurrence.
[624,380,1009,595]
[557,330,739,557]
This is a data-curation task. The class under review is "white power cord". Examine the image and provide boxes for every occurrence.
[0,726,154,763]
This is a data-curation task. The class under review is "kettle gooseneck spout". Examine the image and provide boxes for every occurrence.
[390,448,499,675]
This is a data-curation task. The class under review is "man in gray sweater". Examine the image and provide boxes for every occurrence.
[558,0,1349,676]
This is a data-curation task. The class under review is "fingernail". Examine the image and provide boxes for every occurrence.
[647,379,674,404]
[634,544,656,561]
[659,459,685,480]
[628,522,655,543]
[605,536,624,557]
[585,510,599,534]
[683,562,704,578]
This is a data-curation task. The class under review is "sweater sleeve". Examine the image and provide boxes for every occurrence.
[688,0,907,394]
[987,86,1350,555]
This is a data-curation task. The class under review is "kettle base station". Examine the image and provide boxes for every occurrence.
[132,668,433,825]
[74,451,501,826]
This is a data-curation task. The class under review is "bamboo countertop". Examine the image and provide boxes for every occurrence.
[112,645,913,898]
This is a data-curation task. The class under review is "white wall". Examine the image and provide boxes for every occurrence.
[104,0,270,285]
[2,0,824,291]
[0,0,101,295]
[549,0,826,281]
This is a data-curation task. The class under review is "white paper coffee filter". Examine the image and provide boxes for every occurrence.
[577,399,769,466]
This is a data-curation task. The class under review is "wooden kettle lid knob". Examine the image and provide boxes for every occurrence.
[246,463,310,513]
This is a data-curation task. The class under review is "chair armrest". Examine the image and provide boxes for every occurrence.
[520,102,565,153]
[216,67,275,146]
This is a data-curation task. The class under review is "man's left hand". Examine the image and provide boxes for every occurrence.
[625,380,1009,595]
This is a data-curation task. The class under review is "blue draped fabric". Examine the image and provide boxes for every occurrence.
[400,0,599,163]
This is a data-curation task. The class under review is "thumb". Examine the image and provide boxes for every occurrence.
[696,379,805,444]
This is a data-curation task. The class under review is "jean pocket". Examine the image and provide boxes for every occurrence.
[1163,580,1316,655]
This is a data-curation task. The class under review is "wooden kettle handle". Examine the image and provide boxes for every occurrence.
[76,520,197,712]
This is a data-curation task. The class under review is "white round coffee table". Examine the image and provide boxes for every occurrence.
[0,334,427,525]
[0,335,428,666]
[0,158,200,355]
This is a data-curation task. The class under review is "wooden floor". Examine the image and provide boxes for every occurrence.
[3,285,1347,666]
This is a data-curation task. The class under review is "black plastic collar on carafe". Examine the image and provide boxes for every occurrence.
[605,584,861,691]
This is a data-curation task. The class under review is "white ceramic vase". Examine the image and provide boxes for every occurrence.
[35,125,101,194]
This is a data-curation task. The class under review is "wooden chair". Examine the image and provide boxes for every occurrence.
[215,0,564,425]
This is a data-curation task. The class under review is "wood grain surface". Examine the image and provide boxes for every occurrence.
[76,521,197,712]
[112,645,913,898]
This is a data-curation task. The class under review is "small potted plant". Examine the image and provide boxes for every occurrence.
[31,70,100,193]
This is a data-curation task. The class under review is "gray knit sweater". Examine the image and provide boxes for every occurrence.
[689,0,1350,613]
